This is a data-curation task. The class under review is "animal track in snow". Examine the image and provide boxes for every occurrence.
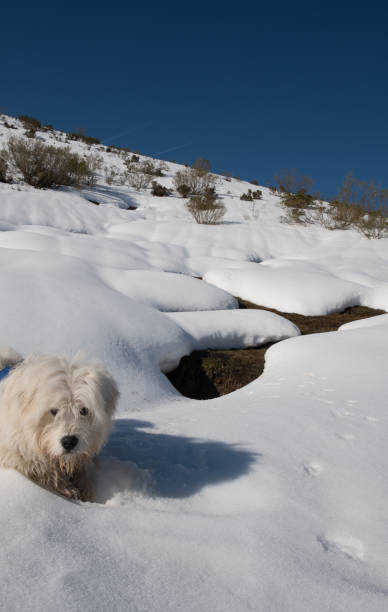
[302,461,324,476]
[330,409,355,419]
[335,432,356,441]
[316,397,335,405]
[317,534,364,561]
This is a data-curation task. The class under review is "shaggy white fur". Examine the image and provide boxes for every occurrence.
[0,346,119,501]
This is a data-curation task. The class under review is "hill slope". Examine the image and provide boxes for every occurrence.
[0,115,387,611]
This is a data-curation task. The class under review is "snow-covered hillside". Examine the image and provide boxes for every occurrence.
[0,115,387,611]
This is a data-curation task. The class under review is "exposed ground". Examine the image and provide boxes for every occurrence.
[166,301,385,399]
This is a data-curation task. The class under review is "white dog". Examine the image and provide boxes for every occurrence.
[0,346,119,502]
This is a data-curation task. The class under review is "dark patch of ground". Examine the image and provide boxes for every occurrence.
[166,302,385,400]
[237,300,385,335]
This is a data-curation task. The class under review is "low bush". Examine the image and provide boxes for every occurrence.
[125,171,151,190]
[69,130,101,145]
[281,189,315,209]
[273,168,314,195]
[319,174,388,238]
[140,160,164,176]
[124,158,165,177]
[177,183,191,198]
[240,188,262,202]
[186,194,225,224]
[5,137,96,189]
[24,128,36,139]
[192,157,211,172]
[240,191,253,201]
[0,152,8,183]
[18,115,41,130]
[151,181,170,196]
[174,167,215,196]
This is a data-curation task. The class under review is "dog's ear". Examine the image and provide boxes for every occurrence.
[91,364,120,417]
[0,346,23,370]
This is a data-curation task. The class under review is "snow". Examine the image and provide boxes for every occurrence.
[204,260,364,315]
[98,268,238,311]
[339,313,388,331]
[0,115,387,611]
[166,309,300,351]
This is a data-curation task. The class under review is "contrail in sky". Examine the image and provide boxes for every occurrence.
[102,122,154,143]
[151,143,191,157]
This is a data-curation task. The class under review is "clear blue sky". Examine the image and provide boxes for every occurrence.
[1,1,387,198]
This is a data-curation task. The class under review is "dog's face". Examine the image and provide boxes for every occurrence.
[0,356,119,470]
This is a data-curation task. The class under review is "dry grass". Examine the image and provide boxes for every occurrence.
[167,301,385,399]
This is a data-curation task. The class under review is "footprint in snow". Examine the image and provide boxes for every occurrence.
[330,409,355,419]
[335,432,356,441]
[317,533,364,561]
[303,461,324,476]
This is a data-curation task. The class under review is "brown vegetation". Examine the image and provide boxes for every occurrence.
[167,301,385,399]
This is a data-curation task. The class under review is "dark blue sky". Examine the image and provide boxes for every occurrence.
[1,1,387,197]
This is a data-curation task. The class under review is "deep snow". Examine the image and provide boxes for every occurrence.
[0,115,387,611]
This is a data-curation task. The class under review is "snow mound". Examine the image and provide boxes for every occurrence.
[204,263,362,315]
[339,313,388,331]
[0,247,192,410]
[98,269,238,311]
[166,309,300,351]
[362,283,388,311]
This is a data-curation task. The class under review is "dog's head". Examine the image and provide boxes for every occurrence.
[0,355,119,470]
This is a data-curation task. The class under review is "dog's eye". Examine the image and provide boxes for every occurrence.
[80,407,88,416]
[50,409,58,416]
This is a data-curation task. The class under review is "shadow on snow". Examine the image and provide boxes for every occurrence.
[101,418,259,499]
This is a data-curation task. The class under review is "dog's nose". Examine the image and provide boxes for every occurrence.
[61,435,78,451]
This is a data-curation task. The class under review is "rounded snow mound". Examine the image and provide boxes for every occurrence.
[98,269,238,311]
[204,263,363,316]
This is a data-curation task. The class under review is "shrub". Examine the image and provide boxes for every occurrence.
[0,152,8,183]
[357,209,388,239]
[273,168,314,195]
[177,183,191,198]
[5,136,95,189]
[84,153,102,186]
[186,194,225,224]
[192,157,211,172]
[281,207,312,225]
[69,129,101,145]
[281,189,315,209]
[174,167,215,196]
[320,174,388,238]
[24,128,36,139]
[324,200,364,230]
[240,188,262,202]
[125,159,164,177]
[151,181,170,196]
[250,179,259,186]
[125,171,151,190]
[4,121,16,129]
[140,160,164,176]
[18,115,41,130]
[240,191,253,201]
